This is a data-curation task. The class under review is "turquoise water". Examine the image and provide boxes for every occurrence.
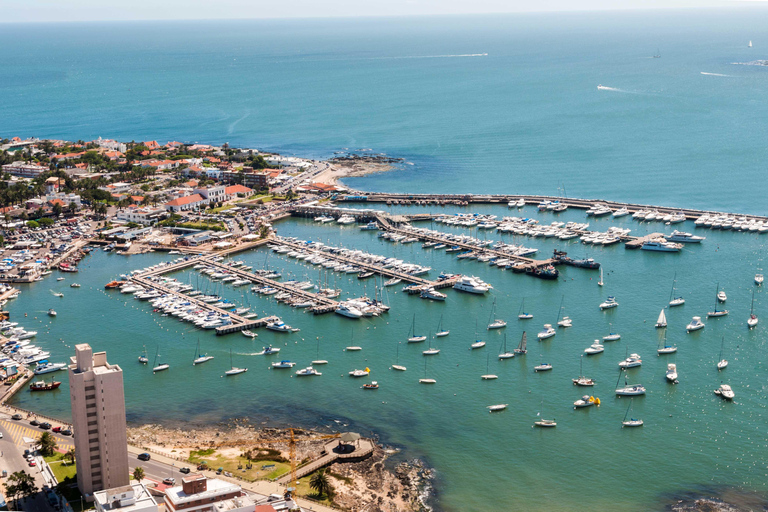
[8,207,768,511]
[3,8,768,510]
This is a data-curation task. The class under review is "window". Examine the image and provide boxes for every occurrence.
[85,394,96,400]
[86,403,96,409]
[87,412,97,418]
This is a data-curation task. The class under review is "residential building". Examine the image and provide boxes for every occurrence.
[163,475,252,512]
[94,483,158,512]
[2,161,48,178]
[100,182,132,194]
[94,138,127,153]
[45,176,65,194]
[45,192,82,207]
[223,185,252,199]
[69,344,130,497]
[164,193,206,212]
[116,206,165,225]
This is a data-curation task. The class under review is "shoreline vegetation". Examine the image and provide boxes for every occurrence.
[127,421,433,511]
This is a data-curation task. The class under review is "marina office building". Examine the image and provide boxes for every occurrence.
[69,344,130,497]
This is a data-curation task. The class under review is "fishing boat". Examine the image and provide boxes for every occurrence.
[573,356,595,386]
[296,366,322,376]
[312,337,328,365]
[666,363,679,383]
[715,384,735,400]
[349,368,370,377]
[573,395,600,409]
[756,273,764,285]
[47,309,57,317]
[599,296,619,310]
[224,349,247,376]
[419,358,436,384]
[534,362,553,372]
[241,330,257,338]
[517,299,533,320]
[70,283,81,288]
[555,296,572,328]
[138,345,149,364]
[29,380,61,391]
[717,336,728,370]
[748,289,758,328]
[584,340,604,355]
[669,273,685,306]
[657,330,677,355]
[407,314,427,343]
[514,331,528,354]
[621,399,643,427]
[362,381,378,389]
[258,345,280,355]
[498,333,515,359]
[686,316,705,332]
[655,309,667,328]
[597,267,604,287]
[487,404,508,412]
[487,299,507,329]
[152,347,170,373]
[435,314,450,337]
[193,340,214,365]
[391,342,407,371]
[480,353,498,380]
[537,324,556,340]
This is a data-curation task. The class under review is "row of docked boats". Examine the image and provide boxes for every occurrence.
[630,208,687,223]
[313,214,356,225]
[0,322,67,379]
[694,214,768,232]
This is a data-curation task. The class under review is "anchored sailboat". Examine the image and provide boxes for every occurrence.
[597,267,604,287]
[312,337,328,365]
[514,331,528,355]
[407,313,427,343]
[498,333,515,359]
[487,299,507,330]
[224,349,247,376]
[152,346,169,373]
[435,314,450,337]
[556,295,572,328]
[655,308,667,328]
[419,357,436,384]
[707,283,729,317]
[193,339,214,365]
[138,345,149,364]
[748,289,758,328]
[518,298,533,320]
[717,336,728,370]
[621,399,643,427]
[669,272,685,307]
[391,342,407,371]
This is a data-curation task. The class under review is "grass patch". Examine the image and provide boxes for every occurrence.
[209,204,236,213]
[187,449,290,481]
[45,454,77,484]
[293,471,335,506]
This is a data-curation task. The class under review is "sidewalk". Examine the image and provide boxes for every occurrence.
[126,445,338,512]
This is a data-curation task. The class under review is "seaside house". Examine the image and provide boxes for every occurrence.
[116,206,165,224]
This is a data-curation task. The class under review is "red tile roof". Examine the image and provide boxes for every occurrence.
[165,194,204,207]
[224,185,252,195]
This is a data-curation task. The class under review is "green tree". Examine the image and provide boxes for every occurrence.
[38,217,54,227]
[64,448,76,465]
[4,470,38,506]
[69,201,78,213]
[94,202,108,219]
[132,466,145,483]
[309,469,334,499]
[26,220,39,229]
[259,224,270,239]
[38,431,58,456]
[52,202,63,217]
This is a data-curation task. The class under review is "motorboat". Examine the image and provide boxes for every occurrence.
[557,316,572,328]
[70,283,81,288]
[420,288,447,301]
[33,362,66,375]
[453,276,490,294]
[258,346,280,355]
[534,363,553,372]
[641,240,682,252]
[349,368,370,377]
[29,380,61,391]
[272,360,296,369]
[714,384,735,400]
[534,419,557,428]
[599,296,619,310]
[686,316,705,332]
[756,274,764,285]
[717,290,727,302]
[665,230,705,243]
[615,384,646,396]
[241,330,257,338]
[345,346,362,351]
[384,278,402,287]
[618,353,642,368]
[537,324,556,340]
[47,309,57,317]
[266,320,292,332]
[612,207,630,218]
[362,381,378,389]
[666,363,678,383]
[487,404,508,412]
[573,376,595,386]
[584,341,604,355]
[296,366,322,376]
[336,303,364,318]
[574,395,600,409]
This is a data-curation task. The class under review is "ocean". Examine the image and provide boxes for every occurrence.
[3,8,768,511]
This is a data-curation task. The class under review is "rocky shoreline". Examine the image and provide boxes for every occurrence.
[127,421,433,512]
[314,154,405,187]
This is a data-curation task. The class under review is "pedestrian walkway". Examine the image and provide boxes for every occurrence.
[0,420,74,451]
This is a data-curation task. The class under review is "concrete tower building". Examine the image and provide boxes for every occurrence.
[69,344,130,497]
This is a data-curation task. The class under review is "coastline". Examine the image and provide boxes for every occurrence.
[312,154,404,188]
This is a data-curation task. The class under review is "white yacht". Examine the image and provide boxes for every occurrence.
[420,288,447,301]
[717,290,727,302]
[615,384,646,396]
[603,332,621,341]
[534,363,553,372]
[296,366,322,376]
[599,296,619,310]
[756,274,764,285]
[349,368,370,377]
[487,404,508,412]
[453,276,490,294]
[665,363,678,383]
[557,316,572,328]
[641,240,682,252]
[335,303,364,318]
[665,231,705,243]
[537,324,556,340]
[618,353,642,368]
[686,316,705,332]
[573,395,599,409]
[715,384,735,400]
[271,360,296,369]
[612,207,630,218]
[337,215,356,225]
[266,320,293,332]
[33,362,66,375]
[584,341,604,355]
[487,319,507,330]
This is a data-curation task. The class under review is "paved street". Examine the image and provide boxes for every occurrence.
[0,418,58,511]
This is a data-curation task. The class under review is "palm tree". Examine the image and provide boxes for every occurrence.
[309,469,334,499]
[38,431,57,457]
[64,448,76,465]
[132,466,145,483]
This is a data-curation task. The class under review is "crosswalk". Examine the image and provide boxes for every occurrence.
[0,420,73,451]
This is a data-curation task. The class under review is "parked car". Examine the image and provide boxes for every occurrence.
[28,460,36,467]
[162,478,176,486]
[30,419,39,426]
[61,429,72,436]
[11,414,22,420]
[138,453,151,461]
[179,467,191,474]
[39,422,51,430]
[52,426,62,433]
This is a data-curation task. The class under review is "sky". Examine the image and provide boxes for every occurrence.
[0,0,757,23]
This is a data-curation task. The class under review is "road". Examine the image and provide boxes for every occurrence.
[127,453,189,484]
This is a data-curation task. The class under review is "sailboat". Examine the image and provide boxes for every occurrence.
[657,329,677,355]
[435,314,450,337]
[481,353,498,380]
[556,295,572,328]
[471,320,486,349]
[419,357,436,384]
[514,331,528,354]
[193,339,214,365]
[138,345,149,364]
[707,283,729,317]
[391,342,407,371]
[518,298,533,320]
[749,40,753,48]
[152,346,169,373]
[717,336,728,370]
[597,267,604,287]
[669,272,685,306]
[621,399,643,427]
[224,349,247,376]
[407,314,427,343]
[655,308,667,328]
[748,289,758,328]
[487,299,507,329]
[615,370,645,396]
[572,355,595,386]
[533,400,556,427]
[312,337,328,365]
[423,332,440,355]
[498,333,515,359]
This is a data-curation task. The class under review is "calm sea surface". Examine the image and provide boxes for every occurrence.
[3,9,768,511]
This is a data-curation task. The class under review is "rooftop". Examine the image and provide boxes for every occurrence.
[165,477,241,506]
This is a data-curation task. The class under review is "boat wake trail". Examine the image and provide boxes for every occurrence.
[227,111,250,135]
[731,60,768,67]
[376,53,488,60]
[701,72,734,77]
[597,85,623,92]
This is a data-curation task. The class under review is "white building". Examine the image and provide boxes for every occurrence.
[94,483,158,512]
[116,207,165,225]
[2,161,48,178]
[95,137,127,153]
[100,182,132,194]
[164,475,252,512]
[45,192,82,207]
[195,186,226,203]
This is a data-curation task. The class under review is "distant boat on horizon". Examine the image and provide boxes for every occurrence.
[653,48,661,58]
[749,40,753,48]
